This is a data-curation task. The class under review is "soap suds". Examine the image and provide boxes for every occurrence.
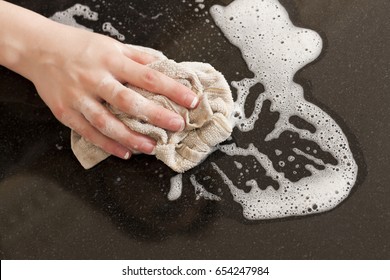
[151,13,163,20]
[168,174,183,201]
[234,161,243,169]
[190,175,221,201]
[169,0,357,220]
[49,4,98,31]
[102,22,125,41]
[205,0,358,219]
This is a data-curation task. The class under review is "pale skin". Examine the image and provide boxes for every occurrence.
[0,0,199,160]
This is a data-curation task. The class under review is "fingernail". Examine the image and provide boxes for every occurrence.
[141,142,156,155]
[190,96,199,109]
[123,151,131,160]
[169,117,185,131]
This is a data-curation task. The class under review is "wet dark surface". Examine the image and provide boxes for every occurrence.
[0,0,389,259]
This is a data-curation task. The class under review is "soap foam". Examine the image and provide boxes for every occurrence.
[168,174,183,201]
[190,175,221,201]
[102,22,125,41]
[50,5,125,42]
[49,4,98,31]
[206,0,358,219]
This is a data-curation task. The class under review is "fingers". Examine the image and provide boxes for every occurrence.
[121,45,160,65]
[58,41,201,160]
[98,78,185,132]
[61,110,132,160]
[114,54,199,110]
[73,96,156,155]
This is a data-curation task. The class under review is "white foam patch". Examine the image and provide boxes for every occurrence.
[234,161,243,169]
[206,0,358,219]
[151,13,163,20]
[102,22,125,41]
[190,175,221,201]
[49,4,98,31]
[168,174,183,201]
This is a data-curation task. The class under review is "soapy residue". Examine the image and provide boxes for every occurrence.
[49,1,358,220]
[168,174,183,201]
[190,175,221,201]
[102,22,125,41]
[49,4,98,31]
[203,0,357,219]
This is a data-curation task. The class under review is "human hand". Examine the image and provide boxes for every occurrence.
[20,22,199,160]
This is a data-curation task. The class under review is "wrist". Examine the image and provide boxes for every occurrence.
[0,1,61,80]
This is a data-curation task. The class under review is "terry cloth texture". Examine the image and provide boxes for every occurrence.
[71,46,234,173]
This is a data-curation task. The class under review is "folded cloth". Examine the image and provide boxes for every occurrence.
[71,46,234,173]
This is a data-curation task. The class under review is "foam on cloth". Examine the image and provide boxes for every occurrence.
[71,46,234,173]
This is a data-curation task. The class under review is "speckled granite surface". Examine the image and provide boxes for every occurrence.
[0,0,389,259]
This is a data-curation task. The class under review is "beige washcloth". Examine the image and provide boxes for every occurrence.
[71,46,234,173]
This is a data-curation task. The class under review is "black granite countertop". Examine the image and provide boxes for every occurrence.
[0,0,389,259]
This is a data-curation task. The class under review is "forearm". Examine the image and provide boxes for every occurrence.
[0,0,64,80]
[0,1,198,160]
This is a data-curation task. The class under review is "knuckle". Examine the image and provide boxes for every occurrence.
[52,104,66,121]
[72,120,93,140]
[116,90,135,113]
[128,50,141,61]
[130,97,149,119]
[78,71,97,86]
[115,89,131,105]
[142,69,160,92]
[102,81,121,100]
[126,139,140,152]
[103,54,122,69]
[91,114,107,131]
[121,130,141,150]
[81,128,94,142]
